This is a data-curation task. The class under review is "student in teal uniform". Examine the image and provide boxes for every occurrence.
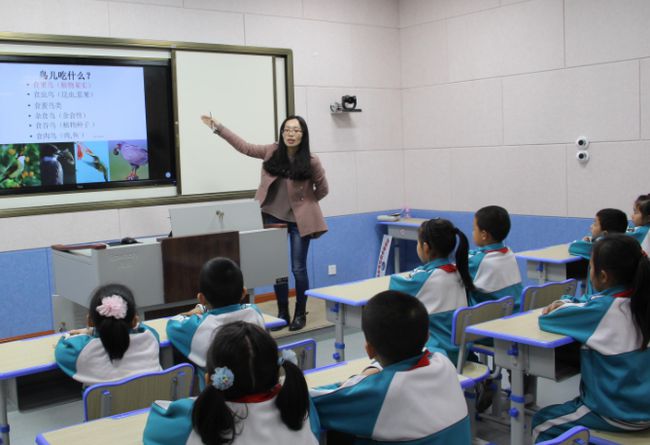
[628,193,650,255]
[468,205,523,309]
[569,208,628,298]
[144,321,320,445]
[533,235,650,442]
[389,218,475,363]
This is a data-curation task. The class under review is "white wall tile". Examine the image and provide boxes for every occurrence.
[306,88,402,152]
[294,86,308,117]
[0,0,109,36]
[566,0,650,67]
[108,2,244,44]
[447,0,564,81]
[403,148,452,210]
[355,150,404,212]
[503,61,640,145]
[400,20,448,88]
[316,152,358,216]
[450,145,567,215]
[398,0,499,28]
[117,206,172,238]
[402,78,503,149]
[303,0,398,27]
[109,0,183,6]
[0,210,120,251]
[567,141,650,218]
[641,59,650,140]
[183,0,302,18]
[245,15,400,88]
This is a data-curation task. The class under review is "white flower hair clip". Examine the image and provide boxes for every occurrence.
[96,295,128,319]
[278,349,298,366]
[211,367,235,391]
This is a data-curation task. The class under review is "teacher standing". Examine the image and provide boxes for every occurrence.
[200,114,329,331]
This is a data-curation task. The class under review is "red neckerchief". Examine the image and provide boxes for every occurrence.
[438,264,457,273]
[408,350,431,370]
[612,289,633,298]
[485,247,509,254]
[230,384,281,403]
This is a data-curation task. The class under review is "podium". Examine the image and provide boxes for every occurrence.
[51,200,288,329]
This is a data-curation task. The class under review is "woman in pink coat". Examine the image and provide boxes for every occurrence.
[200,114,329,331]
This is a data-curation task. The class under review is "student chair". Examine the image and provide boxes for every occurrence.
[278,338,317,370]
[83,363,194,421]
[520,279,579,312]
[451,296,514,435]
[537,426,589,445]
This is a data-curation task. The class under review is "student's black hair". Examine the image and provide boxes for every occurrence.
[635,194,650,220]
[361,290,429,365]
[262,115,313,180]
[88,284,136,361]
[592,234,650,350]
[595,208,628,234]
[191,321,310,445]
[475,205,511,242]
[418,218,475,293]
[199,257,244,308]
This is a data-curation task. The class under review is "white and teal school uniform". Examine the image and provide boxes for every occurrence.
[628,224,650,255]
[166,304,265,369]
[468,243,523,309]
[143,387,321,445]
[532,286,650,443]
[55,323,161,385]
[310,350,471,444]
[389,259,468,363]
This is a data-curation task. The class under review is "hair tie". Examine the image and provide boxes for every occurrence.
[211,367,235,390]
[96,295,128,319]
[278,349,298,366]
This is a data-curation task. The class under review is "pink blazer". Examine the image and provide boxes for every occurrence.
[218,126,329,238]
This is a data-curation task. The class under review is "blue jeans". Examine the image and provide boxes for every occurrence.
[263,214,310,313]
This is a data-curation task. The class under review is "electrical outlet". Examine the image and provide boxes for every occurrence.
[328,264,337,275]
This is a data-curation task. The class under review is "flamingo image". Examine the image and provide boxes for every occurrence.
[113,142,148,180]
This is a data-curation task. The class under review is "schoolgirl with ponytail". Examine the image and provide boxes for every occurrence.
[144,321,319,445]
[533,234,650,443]
[55,284,161,385]
[389,218,474,363]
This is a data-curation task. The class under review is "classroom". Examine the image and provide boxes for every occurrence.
[1,1,649,444]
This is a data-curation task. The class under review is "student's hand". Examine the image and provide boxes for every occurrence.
[541,301,566,315]
[582,236,591,242]
[181,304,205,317]
[200,115,220,131]
[67,328,90,336]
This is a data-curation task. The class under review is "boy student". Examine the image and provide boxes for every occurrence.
[569,208,628,297]
[310,290,471,444]
[166,257,265,383]
[469,205,523,309]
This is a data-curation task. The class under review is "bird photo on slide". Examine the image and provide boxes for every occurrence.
[110,140,149,180]
[75,141,109,182]
[0,144,40,188]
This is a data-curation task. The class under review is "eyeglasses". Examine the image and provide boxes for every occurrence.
[283,127,303,134]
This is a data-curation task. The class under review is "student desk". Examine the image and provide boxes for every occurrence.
[377,218,426,272]
[0,314,284,445]
[465,309,578,445]
[516,244,587,284]
[306,275,397,362]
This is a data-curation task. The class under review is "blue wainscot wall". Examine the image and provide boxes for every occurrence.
[0,209,593,339]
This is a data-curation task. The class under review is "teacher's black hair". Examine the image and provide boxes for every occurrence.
[263,115,313,180]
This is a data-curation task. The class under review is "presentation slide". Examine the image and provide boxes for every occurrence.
[0,62,150,188]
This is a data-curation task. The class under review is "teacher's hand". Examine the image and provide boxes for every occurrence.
[200,115,220,131]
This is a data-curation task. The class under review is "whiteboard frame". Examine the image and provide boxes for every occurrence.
[0,32,294,218]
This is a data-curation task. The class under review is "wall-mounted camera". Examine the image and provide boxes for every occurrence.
[575,136,589,149]
[576,150,590,163]
[330,95,362,113]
